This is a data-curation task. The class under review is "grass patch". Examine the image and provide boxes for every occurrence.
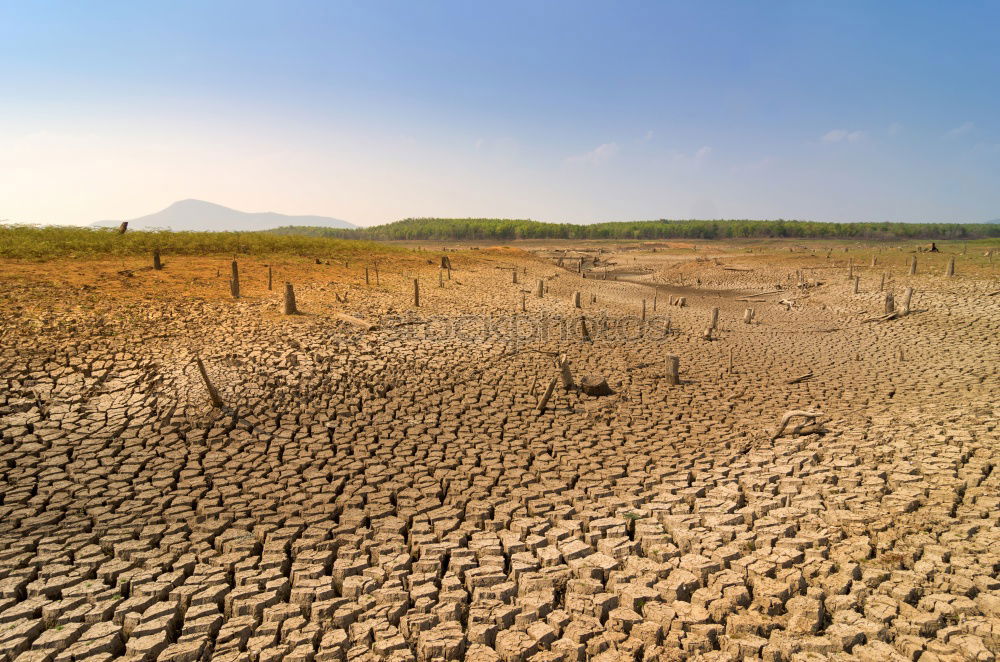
[0,225,407,261]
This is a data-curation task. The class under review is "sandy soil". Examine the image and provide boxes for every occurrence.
[0,241,998,662]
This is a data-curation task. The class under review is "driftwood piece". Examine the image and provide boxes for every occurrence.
[786,372,813,384]
[536,377,558,413]
[195,356,224,408]
[770,409,823,441]
[334,312,376,331]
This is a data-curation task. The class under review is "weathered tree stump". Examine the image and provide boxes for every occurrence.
[413,278,420,307]
[558,355,574,390]
[945,257,955,277]
[852,276,859,294]
[117,221,128,234]
[909,256,917,275]
[884,292,895,315]
[284,282,297,315]
[573,291,581,308]
[230,260,240,299]
[744,308,755,324]
[900,287,913,316]
[267,265,273,290]
[536,279,544,298]
[579,376,612,396]
[665,355,680,385]
[710,307,719,330]
[440,255,451,269]
[152,249,162,270]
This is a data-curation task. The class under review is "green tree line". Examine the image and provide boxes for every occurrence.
[272,218,1000,242]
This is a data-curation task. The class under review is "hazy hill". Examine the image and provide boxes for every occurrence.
[92,199,355,232]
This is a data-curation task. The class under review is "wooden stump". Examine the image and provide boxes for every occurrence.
[641,299,647,321]
[579,376,611,396]
[901,287,913,316]
[267,265,273,291]
[665,355,680,386]
[710,307,720,330]
[230,260,240,299]
[744,308,754,324]
[852,276,859,294]
[573,291,581,308]
[440,255,451,269]
[413,278,420,307]
[945,257,955,277]
[536,279,544,298]
[884,292,895,315]
[284,282,297,315]
[152,249,162,270]
[117,221,128,234]
[909,256,917,275]
[558,355,574,390]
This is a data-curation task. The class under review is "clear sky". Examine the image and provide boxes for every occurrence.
[2,1,998,226]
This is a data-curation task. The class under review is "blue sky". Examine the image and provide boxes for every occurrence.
[2,1,998,226]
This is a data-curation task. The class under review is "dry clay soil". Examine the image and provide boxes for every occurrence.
[0,244,998,662]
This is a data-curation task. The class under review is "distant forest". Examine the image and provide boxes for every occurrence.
[272,218,1000,241]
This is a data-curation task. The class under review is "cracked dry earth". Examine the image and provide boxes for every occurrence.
[1,245,998,662]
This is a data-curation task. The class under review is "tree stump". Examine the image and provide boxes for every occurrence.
[413,278,420,307]
[884,292,895,315]
[710,307,719,330]
[744,308,755,324]
[900,287,913,316]
[558,355,574,390]
[230,260,240,299]
[284,282,297,315]
[579,376,611,396]
[573,291,581,308]
[152,249,162,270]
[945,257,955,277]
[536,279,544,298]
[665,355,680,385]
[909,256,917,275]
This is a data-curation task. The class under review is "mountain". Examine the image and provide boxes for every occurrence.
[92,199,355,232]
